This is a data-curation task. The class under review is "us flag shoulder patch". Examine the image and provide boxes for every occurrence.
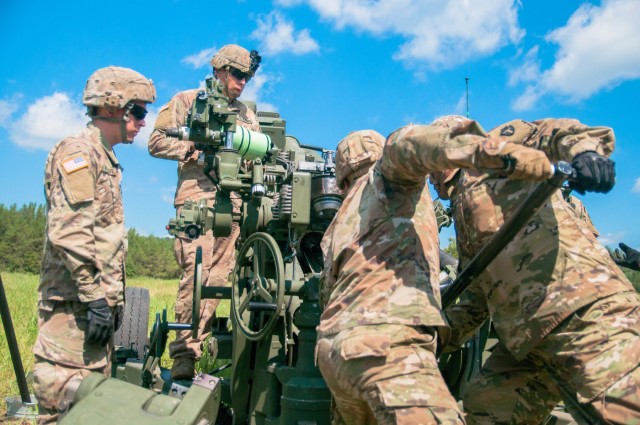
[62,155,89,174]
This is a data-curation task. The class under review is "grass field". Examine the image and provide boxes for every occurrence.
[0,272,229,419]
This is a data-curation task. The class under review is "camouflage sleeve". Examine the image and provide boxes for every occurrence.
[148,90,198,161]
[442,277,490,351]
[379,121,510,184]
[46,140,105,301]
[319,221,337,309]
[534,118,615,161]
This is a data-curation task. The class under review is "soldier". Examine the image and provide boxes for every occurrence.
[148,44,262,380]
[33,66,156,424]
[433,116,640,424]
[316,123,554,425]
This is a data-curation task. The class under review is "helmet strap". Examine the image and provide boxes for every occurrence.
[92,104,132,144]
[120,104,133,144]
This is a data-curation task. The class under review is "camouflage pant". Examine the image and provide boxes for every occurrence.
[316,324,465,425]
[463,292,640,425]
[32,300,113,424]
[169,221,239,360]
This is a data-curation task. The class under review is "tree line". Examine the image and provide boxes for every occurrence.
[2,202,638,288]
[0,203,180,279]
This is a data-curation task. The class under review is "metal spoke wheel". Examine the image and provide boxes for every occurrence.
[232,232,285,341]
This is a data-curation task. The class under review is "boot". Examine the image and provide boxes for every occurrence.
[170,357,195,380]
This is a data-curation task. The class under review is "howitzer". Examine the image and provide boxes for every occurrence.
[61,95,342,424]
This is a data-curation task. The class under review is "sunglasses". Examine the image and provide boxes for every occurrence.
[129,104,148,120]
[228,67,252,82]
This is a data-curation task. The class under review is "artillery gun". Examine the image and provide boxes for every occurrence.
[57,76,580,424]
[60,78,342,425]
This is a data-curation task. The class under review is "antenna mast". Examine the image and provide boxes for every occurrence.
[465,77,470,118]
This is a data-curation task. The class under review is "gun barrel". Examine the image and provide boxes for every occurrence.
[442,162,572,308]
[0,275,31,403]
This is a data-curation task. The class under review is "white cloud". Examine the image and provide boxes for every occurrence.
[508,46,540,86]
[240,71,280,113]
[8,92,87,151]
[161,187,176,205]
[251,11,319,55]
[513,0,640,110]
[598,231,626,247]
[0,95,21,126]
[182,47,217,69]
[3,92,158,151]
[279,0,523,68]
[512,85,543,111]
[633,177,640,194]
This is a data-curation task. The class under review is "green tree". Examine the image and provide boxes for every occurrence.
[0,203,46,273]
[126,229,180,279]
[443,237,458,259]
[0,203,180,280]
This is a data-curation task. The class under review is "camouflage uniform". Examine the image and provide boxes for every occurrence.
[439,118,640,424]
[148,90,261,362]
[317,123,552,425]
[33,124,126,424]
[32,66,155,424]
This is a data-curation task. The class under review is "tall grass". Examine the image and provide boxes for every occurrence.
[0,272,228,417]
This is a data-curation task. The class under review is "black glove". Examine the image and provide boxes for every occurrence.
[611,243,640,272]
[569,151,615,195]
[86,298,113,347]
[114,304,125,332]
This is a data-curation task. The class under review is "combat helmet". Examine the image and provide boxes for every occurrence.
[83,66,156,114]
[210,44,261,76]
[334,130,385,190]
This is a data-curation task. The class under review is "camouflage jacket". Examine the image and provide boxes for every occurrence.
[148,88,261,207]
[39,123,126,307]
[318,122,538,338]
[444,118,635,359]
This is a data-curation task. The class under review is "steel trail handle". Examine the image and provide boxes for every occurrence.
[441,161,574,309]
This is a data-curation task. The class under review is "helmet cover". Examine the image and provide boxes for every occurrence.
[210,44,260,75]
[335,130,385,190]
[83,66,156,110]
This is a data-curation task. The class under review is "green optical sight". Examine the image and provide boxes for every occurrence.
[165,76,272,160]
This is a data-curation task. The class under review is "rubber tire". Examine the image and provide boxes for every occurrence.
[114,286,150,360]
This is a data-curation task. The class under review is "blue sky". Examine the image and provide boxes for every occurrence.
[1,0,639,249]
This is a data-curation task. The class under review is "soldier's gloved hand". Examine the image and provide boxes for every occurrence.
[569,151,615,195]
[500,144,552,181]
[611,242,640,271]
[86,298,113,346]
[114,304,125,332]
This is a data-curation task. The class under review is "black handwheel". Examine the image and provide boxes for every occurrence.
[191,246,203,339]
[232,232,285,341]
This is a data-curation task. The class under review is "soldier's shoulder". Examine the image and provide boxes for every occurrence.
[170,89,200,104]
[50,131,98,162]
[47,129,100,173]
[533,117,585,132]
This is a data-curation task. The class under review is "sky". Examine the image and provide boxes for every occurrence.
[1,0,639,250]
